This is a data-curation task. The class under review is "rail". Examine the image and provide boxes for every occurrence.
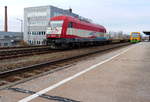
[0,42,131,89]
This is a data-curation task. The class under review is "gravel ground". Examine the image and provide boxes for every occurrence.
[0,44,128,72]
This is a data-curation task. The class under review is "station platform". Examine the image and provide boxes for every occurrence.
[1,42,150,102]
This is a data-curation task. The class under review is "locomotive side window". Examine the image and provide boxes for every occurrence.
[68,22,73,28]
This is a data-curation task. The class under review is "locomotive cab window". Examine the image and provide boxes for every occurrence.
[68,22,73,28]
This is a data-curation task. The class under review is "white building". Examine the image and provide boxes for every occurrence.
[24,5,79,45]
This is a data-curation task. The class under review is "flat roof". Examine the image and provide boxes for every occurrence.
[0,31,22,36]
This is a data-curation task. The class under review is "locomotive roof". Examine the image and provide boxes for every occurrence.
[50,16,106,30]
[143,31,150,35]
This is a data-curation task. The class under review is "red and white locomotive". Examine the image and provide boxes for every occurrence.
[46,16,110,49]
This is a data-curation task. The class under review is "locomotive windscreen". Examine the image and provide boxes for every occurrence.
[46,20,64,34]
[131,33,139,38]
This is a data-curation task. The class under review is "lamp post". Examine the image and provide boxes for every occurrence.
[16,18,23,44]
[16,18,23,33]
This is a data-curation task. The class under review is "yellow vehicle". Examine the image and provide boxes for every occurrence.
[130,32,141,43]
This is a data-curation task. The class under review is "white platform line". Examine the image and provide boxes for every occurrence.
[19,45,133,102]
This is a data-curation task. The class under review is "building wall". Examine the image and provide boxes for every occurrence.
[24,5,79,45]
[24,6,50,45]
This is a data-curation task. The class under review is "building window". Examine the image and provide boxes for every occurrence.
[32,40,34,44]
[42,32,44,35]
[33,32,35,35]
[4,43,8,46]
[30,40,31,44]
[34,40,36,44]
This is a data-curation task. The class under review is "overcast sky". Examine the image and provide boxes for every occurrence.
[0,0,150,34]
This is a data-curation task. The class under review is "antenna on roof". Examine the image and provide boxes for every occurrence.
[69,6,72,13]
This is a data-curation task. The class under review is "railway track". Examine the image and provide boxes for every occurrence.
[0,45,48,50]
[0,46,56,60]
[0,42,131,90]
